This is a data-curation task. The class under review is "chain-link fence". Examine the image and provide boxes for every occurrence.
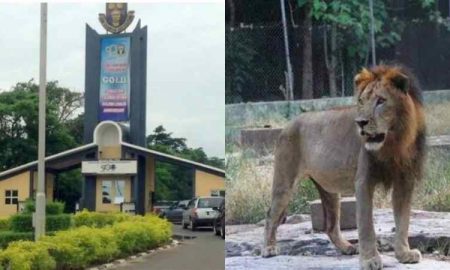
[226,6,450,104]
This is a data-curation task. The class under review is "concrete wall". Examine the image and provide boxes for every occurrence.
[32,172,55,202]
[195,170,225,197]
[226,90,450,146]
[0,171,30,217]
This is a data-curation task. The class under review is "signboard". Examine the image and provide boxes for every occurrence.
[99,37,131,121]
[81,160,137,175]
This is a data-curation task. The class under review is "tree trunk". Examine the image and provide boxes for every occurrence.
[301,2,313,99]
[328,23,338,97]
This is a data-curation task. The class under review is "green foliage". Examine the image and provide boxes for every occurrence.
[10,215,33,232]
[0,81,82,171]
[0,241,56,270]
[288,180,319,214]
[72,210,125,228]
[40,226,118,269]
[0,232,34,249]
[23,200,67,215]
[0,218,10,231]
[45,202,65,215]
[54,170,82,213]
[0,211,171,270]
[112,216,172,256]
[147,125,224,201]
[46,215,72,232]
[10,214,71,233]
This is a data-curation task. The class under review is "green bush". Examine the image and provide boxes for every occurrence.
[73,210,130,228]
[45,202,65,215]
[112,217,171,256]
[10,214,33,232]
[0,218,10,231]
[0,240,55,270]
[22,200,65,215]
[46,215,71,232]
[10,214,72,233]
[41,226,119,269]
[0,231,33,249]
[0,213,171,270]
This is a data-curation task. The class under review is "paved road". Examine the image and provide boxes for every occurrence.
[114,224,225,270]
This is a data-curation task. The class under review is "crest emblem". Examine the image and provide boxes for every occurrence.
[99,3,135,34]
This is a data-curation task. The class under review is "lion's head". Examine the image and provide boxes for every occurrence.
[353,65,425,156]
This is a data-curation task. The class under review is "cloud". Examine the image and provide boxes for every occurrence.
[0,2,224,157]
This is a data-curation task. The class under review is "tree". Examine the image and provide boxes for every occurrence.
[0,80,83,170]
[147,125,224,201]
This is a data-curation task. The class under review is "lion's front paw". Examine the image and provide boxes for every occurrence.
[360,255,383,270]
[261,245,279,258]
[396,249,421,264]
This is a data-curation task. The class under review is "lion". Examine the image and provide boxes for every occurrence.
[262,65,426,270]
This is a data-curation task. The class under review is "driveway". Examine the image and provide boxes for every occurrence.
[114,224,225,270]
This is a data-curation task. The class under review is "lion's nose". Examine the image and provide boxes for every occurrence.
[355,118,369,128]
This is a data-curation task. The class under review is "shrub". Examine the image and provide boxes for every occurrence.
[41,226,119,269]
[45,202,65,215]
[112,217,171,256]
[0,213,170,270]
[0,231,34,249]
[73,210,130,228]
[10,214,72,233]
[10,214,33,232]
[22,200,65,215]
[0,218,10,231]
[46,215,72,232]
[0,240,55,270]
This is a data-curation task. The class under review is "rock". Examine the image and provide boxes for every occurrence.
[225,254,450,269]
[285,214,310,224]
[226,209,450,269]
[256,219,265,227]
[310,197,356,231]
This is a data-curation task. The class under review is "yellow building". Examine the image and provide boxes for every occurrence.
[0,121,225,217]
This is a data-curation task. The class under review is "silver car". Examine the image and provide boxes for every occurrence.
[182,197,224,231]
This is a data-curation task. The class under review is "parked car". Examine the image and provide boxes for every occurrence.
[153,200,176,215]
[182,196,224,231]
[213,199,225,239]
[159,200,190,223]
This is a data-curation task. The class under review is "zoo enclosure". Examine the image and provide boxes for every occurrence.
[226,0,450,104]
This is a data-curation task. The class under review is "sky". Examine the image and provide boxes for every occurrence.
[0,2,225,158]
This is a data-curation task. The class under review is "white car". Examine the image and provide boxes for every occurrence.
[182,197,224,231]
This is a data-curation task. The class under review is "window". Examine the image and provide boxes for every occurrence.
[102,181,112,204]
[197,197,223,209]
[102,180,125,204]
[211,190,225,197]
[5,190,18,205]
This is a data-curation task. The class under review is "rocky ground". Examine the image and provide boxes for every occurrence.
[225,209,450,269]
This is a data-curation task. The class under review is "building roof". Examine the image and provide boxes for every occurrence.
[122,142,225,177]
[0,142,224,180]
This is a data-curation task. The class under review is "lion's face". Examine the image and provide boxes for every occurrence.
[356,83,395,151]
[354,67,410,152]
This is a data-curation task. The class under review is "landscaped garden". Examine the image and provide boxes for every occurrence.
[0,200,172,270]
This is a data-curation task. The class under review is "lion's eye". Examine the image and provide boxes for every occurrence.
[358,98,363,104]
[376,97,386,106]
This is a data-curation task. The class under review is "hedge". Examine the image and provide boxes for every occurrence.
[72,210,130,228]
[0,218,10,231]
[0,241,55,270]
[0,213,172,270]
[23,200,65,215]
[10,214,71,233]
[0,231,33,249]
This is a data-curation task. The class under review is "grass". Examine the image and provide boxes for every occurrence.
[226,102,450,224]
